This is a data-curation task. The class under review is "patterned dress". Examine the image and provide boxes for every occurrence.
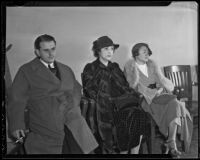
[82,58,147,153]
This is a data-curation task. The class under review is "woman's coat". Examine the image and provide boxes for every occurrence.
[82,58,143,152]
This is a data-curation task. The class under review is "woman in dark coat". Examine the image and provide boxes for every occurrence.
[81,36,147,154]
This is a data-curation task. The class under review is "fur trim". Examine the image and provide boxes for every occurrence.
[124,58,174,92]
[124,59,139,89]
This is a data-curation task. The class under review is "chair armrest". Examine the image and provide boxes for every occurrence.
[173,87,180,95]
[80,96,97,134]
[192,81,198,86]
[172,87,185,100]
[80,97,96,116]
[81,96,96,103]
[80,97,96,117]
[7,142,25,154]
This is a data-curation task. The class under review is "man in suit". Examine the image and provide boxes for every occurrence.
[7,34,98,154]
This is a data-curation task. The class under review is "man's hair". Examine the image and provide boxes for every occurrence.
[34,34,56,50]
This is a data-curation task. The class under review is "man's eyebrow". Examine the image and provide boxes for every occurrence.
[42,48,50,51]
[42,47,56,50]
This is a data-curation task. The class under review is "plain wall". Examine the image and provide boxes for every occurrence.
[6,3,198,99]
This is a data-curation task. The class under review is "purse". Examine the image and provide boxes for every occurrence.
[109,93,142,113]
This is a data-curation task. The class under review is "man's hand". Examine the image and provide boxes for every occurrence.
[12,129,27,143]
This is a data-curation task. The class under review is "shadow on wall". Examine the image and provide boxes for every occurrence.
[57,39,94,84]
[112,44,130,70]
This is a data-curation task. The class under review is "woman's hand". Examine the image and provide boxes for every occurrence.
[155,88,164,96]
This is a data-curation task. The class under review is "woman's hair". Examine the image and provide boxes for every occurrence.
[34,34,56,50]
[131,43,152,58]
[92,40,101,58]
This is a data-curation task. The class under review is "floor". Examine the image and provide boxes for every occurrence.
[140,100,199,158]
[6,126,199,157]
[180,126,198,158]
[6,101,199,157]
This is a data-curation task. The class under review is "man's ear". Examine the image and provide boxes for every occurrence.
[35,49,40,57]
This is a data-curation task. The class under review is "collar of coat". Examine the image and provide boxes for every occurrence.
[31,57,60,71]
[93,58,117,70]
[26,57,75,91]
[124,58,174,92]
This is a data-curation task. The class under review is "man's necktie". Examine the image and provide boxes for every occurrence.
[48,64,60,80]
[48,64,56,74]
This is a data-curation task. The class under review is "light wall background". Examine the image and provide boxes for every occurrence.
[6,2,198,99]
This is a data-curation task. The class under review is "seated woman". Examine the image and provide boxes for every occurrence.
[81,36,147,154]
[124,43,193,157]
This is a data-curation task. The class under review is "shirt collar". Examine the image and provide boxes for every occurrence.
[96,58,112,69]
[135,61,147,67]
[40,58,54,68]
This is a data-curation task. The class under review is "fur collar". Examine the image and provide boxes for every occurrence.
[124,58,174,92]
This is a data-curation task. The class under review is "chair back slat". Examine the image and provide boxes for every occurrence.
[184,71,188,88]
[163,65,192,102]
[195,65,198,81]
[175,72,179,86]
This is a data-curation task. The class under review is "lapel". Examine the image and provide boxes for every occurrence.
[30,58,60,85]
[56,61,74,91]
[30,58,74,91]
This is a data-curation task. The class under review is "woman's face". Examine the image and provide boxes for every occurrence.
[99,46,114,62]
[135,46,149,63]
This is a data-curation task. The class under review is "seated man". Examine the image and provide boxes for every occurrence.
[7,34,98,154]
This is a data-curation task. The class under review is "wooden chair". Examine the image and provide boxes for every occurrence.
[80,96,105,153]
[80,97,97,135]
[163,65,192,111]
[163,65,198,127]
[140,65,195,154]
[194,65,198,85]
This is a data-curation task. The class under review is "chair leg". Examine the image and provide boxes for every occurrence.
[80,99,88,119]
[144,114,154,154]
[146,131,153,154]
[86,100,96,134]
[147,119,155,154]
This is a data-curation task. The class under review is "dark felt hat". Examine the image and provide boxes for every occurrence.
[94,36,119,50]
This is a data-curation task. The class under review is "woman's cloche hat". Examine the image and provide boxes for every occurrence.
[94,36,119,50]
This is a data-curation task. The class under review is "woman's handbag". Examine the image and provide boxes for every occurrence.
[109,93,142,113]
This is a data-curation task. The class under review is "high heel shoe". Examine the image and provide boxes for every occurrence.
[163,140,182,158]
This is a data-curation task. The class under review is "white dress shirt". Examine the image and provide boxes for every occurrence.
[136,62,149,77]
[40,59,54,68]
